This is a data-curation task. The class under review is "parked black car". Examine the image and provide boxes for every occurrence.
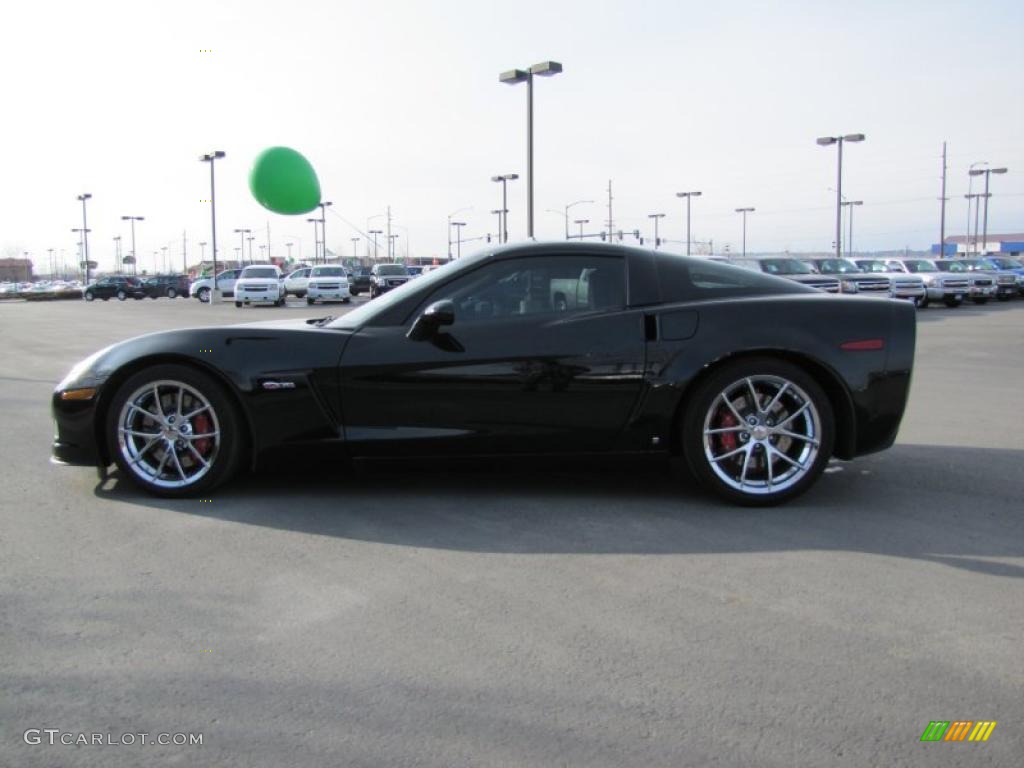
[83,276,146,302]
[142,274,190,299]
[348,267,372,295]
[369,263,411,297]
[53,242,916,506]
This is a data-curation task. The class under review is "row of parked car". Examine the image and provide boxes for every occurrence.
[720,255,1024,307]
[188,263,424,307]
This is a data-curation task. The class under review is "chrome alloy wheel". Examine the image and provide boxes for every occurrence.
[702,375,822,496]
[116,379,221,489]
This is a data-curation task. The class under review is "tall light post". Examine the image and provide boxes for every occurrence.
[388,234,400,261]
[77,193,92,284]
[319,201,333,261]
[161,246,168,273]
[490,174,519,243]
[285,242,293,262]
[969,166,1008,254]
[306,218,321,263]
[735,207,755,257]
[675,191,702,256]
[234,229,250,267]
[563,199,593,240]
[369,229,383,261]
[574,218,589,240]
[71,228,90,279]
[259,244,267,262]
[199,151,225,302]
[199,241,207,267]
[451,221,466,259]
[966,161,987,254]
[446,206,471,261]
[648,213,666,249]
[246,235,255,264]
[841,200,863,257]
[121,215,143,277]
[112,237,121,272]
[499,61,563,238]
[816,133,865,258]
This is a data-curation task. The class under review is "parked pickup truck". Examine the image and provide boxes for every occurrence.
[728,257,841,293]
[854,259,926,305]
[885,258,968,308]
[803,257,890,297]
[934,258,1017,302]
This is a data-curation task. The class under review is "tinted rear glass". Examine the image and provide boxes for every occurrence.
[656,253,811,302]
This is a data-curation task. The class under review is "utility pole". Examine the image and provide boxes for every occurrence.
[606,180,614,243]
[182,230,187,274]
[939,142,947,259]
[386,206,392,261]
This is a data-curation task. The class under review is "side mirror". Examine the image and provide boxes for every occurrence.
[407,299,455,341]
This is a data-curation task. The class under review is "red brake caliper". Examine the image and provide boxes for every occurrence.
[192,413,212,455]
[717,411,738,453]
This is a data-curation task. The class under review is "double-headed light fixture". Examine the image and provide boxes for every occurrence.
[499,61,562,239]
[816,133,865,259]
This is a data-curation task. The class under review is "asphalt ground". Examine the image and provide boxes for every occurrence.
[1,295,1022,767]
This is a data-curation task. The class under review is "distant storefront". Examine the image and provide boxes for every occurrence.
[0,258,33,282]
[932,233,1024,257]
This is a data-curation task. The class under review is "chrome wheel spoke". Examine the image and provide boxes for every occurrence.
[704,425,745,436]
[170,447,187,482]
[185,431,218,440]
[720,393,746,424]
[176,387,184,418]
[128,403,159,421]
[152,386,166,420]
[764,381,790,413]
[772,428,819,446]
[710,443,749,463]
[745,378,761,413]
[121,428,161,439]
[739,445,753,486]
[186,443,210,469]
[769,444,806,471]
[183,404,210,419]
[766,447,775,487]
[777,401,810,428]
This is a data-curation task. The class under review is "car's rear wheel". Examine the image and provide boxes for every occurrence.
[167,288,177,298]
[943,296,962,308]
[117,290,127,301]
[682,358,834,506]
[107,365,244,497]
[197,287,211,303]
[307,297,316,305]
[235,301,242,308]
[84,291,95,302]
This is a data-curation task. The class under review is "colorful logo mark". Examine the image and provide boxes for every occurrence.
[920,721,997,742]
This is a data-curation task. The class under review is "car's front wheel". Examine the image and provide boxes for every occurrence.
[107,365,244,497]
[117,290,127,301]
[943,296,962,308]
[84,291,95,302]
[197,287,211,303]
[167,288,177,299]
[682,358,834,506]
[306,296,316,305]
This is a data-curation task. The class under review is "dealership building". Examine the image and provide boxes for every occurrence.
[932,233,1024,257]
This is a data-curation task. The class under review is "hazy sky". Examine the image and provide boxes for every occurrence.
[3,0,1022,274]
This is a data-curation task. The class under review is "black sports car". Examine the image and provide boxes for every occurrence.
[52,242,915,505]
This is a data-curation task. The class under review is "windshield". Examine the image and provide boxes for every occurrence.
[986,257,1022,269]
[814,258,861,274]
[935,261,967,273]
[902,260,937,273]
[241,267,278,278]
[856,260,888,273]
[311,267,345,277]
[376,265,408,276]
[328,257,476,329]
[759,258,813,275]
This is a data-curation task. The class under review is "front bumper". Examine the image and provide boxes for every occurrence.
[308,285,351,301]
[236,289,282,304]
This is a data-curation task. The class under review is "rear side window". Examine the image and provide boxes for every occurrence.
[656,253,812,303]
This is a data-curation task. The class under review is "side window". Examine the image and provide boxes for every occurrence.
[420,254,625,324]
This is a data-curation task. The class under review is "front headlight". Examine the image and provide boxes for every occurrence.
[841,279,858,293]
[56,346,111,391]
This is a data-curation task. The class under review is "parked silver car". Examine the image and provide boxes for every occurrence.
[886,259,968,308]
[854,259,926,304]
[804,257,890,297]
[728,257,841,293]
[934,258,1016,303]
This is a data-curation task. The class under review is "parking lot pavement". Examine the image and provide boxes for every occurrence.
[1,298,1022,767]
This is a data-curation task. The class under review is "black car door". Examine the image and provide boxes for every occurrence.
[339,253,646,456]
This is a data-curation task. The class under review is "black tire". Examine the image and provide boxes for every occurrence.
[296,291,306,299]
[943,296,962,308]
[919,294,930,308]
[106,364,244,498]
[681,357,835,506]
[117,290,127,301]
[167,288,177,299]
[149,294,158,300]
[235,301,242,308]
[84,291,95,302]
[197,287,211,303]
[997,294,1011,302]
[971,297,988,305]
[307,297,316,305]
[275,298,285,307]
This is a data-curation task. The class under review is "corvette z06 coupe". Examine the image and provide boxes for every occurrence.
[52,242,915,505]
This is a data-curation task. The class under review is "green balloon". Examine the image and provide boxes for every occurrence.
[248,146,321,215]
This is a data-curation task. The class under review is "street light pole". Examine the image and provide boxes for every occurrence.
[735,208,755,257]
[369,229,382,261]
[574,218,589,240]
[675,191,702,256]
[121,216,143,277]
[816,133,865,258]
[306,219,320,263]
[841,200,863,257]
[969,166,1008,254]
[647,213,665,249]
[563,199,593,240]
[319,201,333,261]
[499,62,562,239]
[350,237,360,260]
[490,174,519,243]
[77,193,92,285]
[200,151,225,302]
[452,221,466,259]
[491,209,504,241]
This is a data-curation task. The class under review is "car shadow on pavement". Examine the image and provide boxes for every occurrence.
[91,443,1023,576]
